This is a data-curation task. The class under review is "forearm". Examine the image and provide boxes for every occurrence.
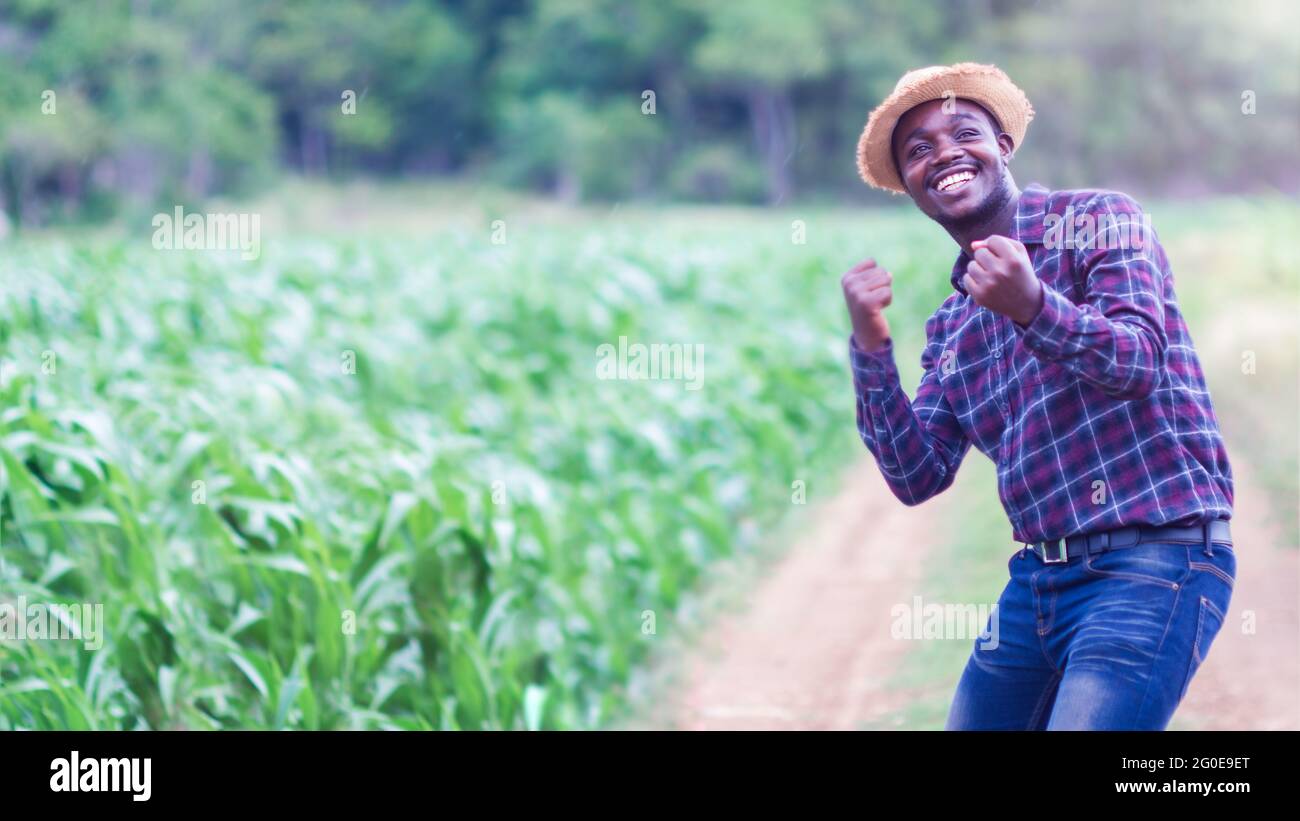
[850,337,965,505]
[1012,280,1166,400]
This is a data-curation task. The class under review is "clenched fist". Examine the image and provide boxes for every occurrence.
[841,258,893,353]
[962,235,1044,327]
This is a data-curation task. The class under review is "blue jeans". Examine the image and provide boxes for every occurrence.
[945,537,1236,730]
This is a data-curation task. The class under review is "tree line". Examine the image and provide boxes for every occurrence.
[0,0,1295,226]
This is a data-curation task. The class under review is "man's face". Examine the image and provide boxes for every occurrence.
[890,98,1015,226]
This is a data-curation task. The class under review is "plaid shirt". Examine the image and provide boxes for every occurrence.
[848,183,1234,544]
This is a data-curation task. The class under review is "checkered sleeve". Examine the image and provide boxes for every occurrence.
[1012,192,1169,400]
[848,313,972,506]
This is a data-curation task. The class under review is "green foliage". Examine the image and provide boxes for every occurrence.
[0,0,279,225]
[496,92,665,200]
[667,144,767,203]
[690,2,831,87]
[0,207,954,729]
[2,0,1295,224]
[0,190,1292,729]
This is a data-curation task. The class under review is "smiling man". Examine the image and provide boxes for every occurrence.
[841,63,1236,730]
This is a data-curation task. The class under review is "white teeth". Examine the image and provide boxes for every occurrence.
[936,171,975,191]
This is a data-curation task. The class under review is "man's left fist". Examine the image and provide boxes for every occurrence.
[962,235,1044,327]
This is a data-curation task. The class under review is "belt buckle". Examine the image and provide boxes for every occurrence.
[1040,538,1068,564]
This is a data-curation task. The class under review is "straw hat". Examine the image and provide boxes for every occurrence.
[856,62,1034,194]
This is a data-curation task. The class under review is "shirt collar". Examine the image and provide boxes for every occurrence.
[949,182,1051,296]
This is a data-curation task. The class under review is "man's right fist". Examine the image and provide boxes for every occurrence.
[841,258,893,353]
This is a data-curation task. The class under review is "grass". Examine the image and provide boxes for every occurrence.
[0,186,1293,729]
[0,197,960,729]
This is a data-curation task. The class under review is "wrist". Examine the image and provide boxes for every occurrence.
[852,331,890,353]
[1016,280,1045,327]
[852,311,891,352]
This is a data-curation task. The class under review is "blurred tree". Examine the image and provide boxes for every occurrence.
[688,2,831,204]
[0,0,277,224]
[492,0,698,199]
[987,0,1300,195]
[210,0,479,174]
[0,0,1295,224]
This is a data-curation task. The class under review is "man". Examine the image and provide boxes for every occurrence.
[842,63,1236,730]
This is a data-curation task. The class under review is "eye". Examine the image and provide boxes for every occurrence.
[909,143,930,158]
[956,129,978,139]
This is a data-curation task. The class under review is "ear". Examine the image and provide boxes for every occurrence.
[997,132,1015,162]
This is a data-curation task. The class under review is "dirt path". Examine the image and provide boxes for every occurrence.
[636,459,964,730]
[1171,456,1300,730]
[629,449,1297,731]
[1171,298,1300,729]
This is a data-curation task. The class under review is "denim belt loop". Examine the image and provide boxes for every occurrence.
[1092,529,1109,555]
[1202,520,1214,558]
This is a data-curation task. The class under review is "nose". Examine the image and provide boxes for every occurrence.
[932,138,965,167]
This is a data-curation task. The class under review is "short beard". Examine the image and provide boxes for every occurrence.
[934,169,1013,235]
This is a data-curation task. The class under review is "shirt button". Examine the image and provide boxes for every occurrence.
[993,349,1002,358]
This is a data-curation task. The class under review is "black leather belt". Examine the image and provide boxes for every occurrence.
[1024,519,1232,564]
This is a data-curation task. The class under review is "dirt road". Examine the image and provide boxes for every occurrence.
[630,452,1297,730]
[631,459,964,729]
[1172,457,1300,730]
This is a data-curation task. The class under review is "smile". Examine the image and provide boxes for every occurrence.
[934,169,977,193]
